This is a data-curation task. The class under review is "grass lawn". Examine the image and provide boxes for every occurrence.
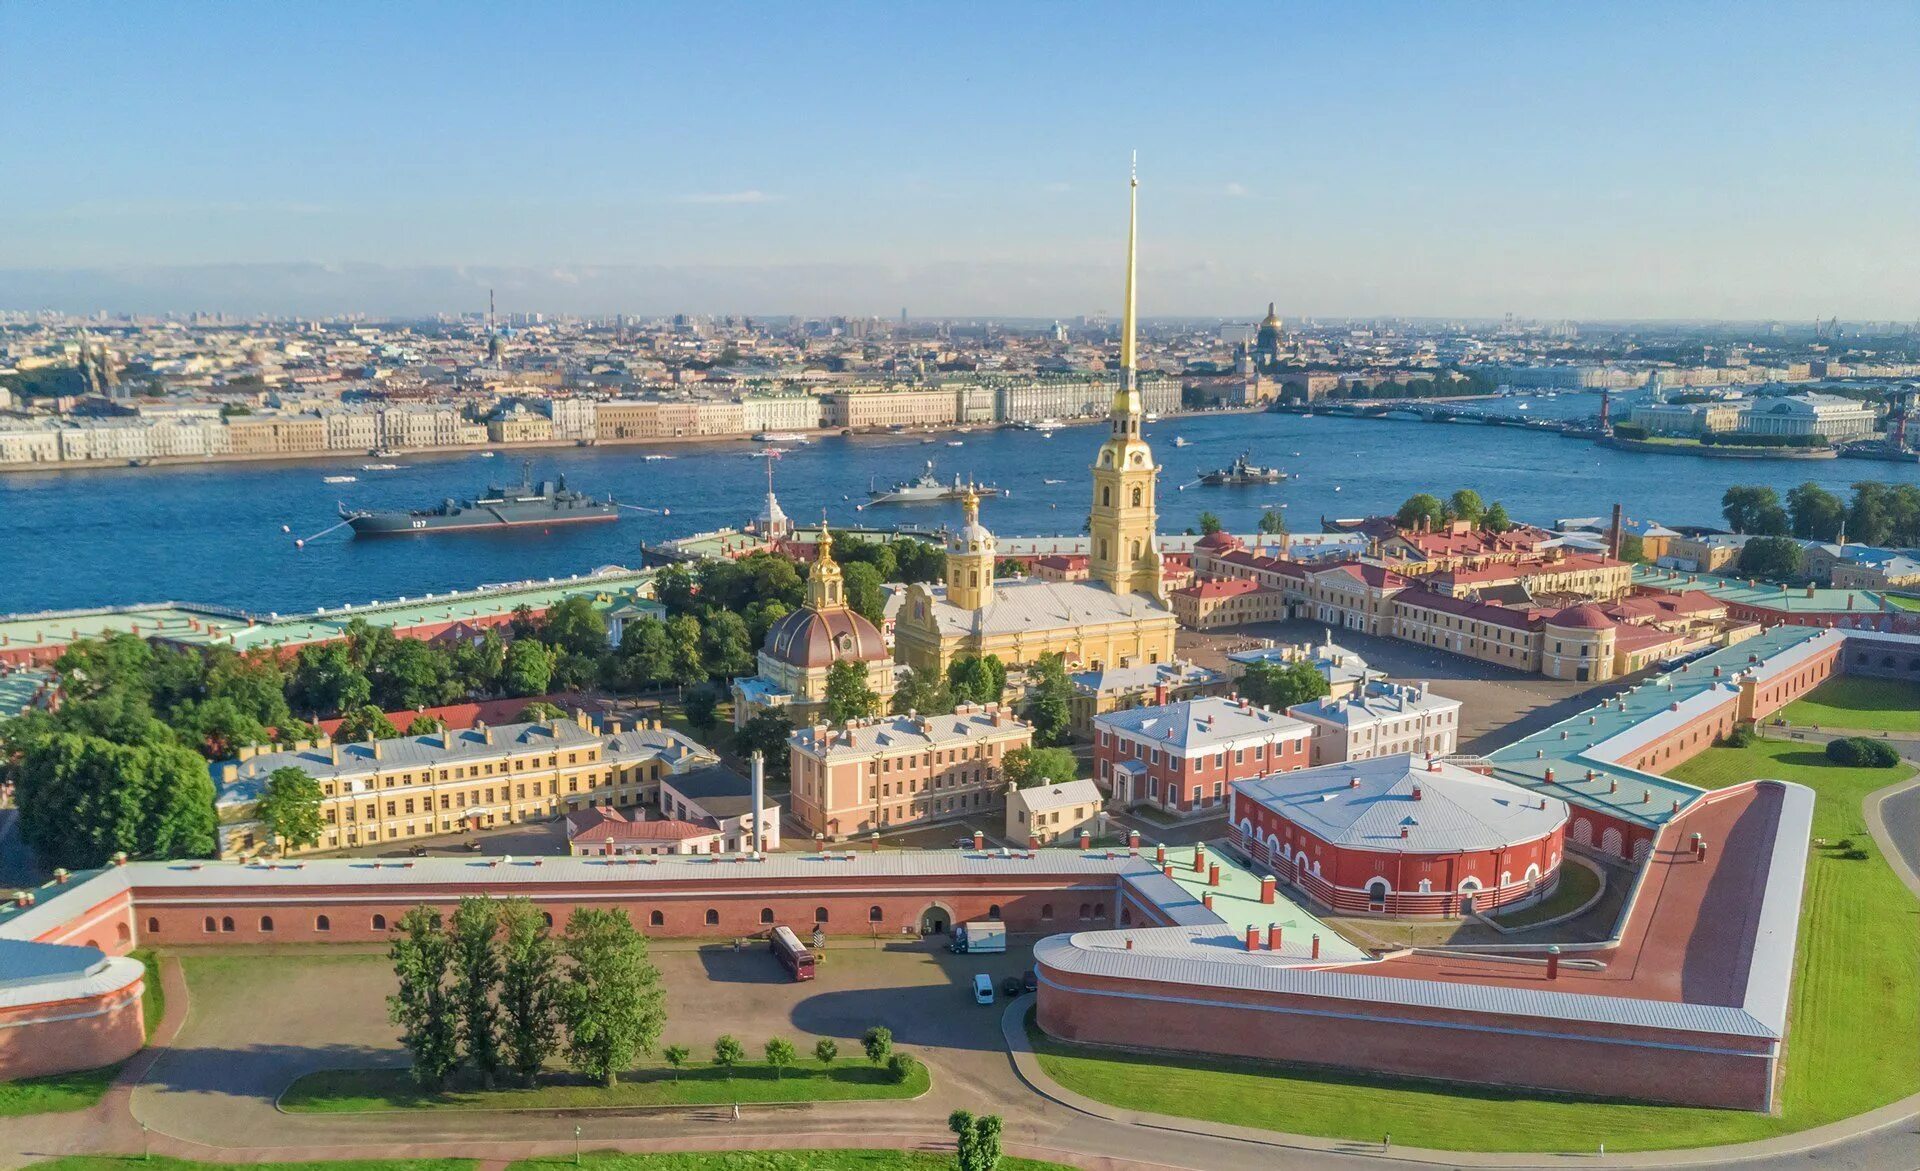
[0,949,165,1118]
[513,1154,1071,1171]
[1492,856,1602,929]
[1030,736,1920,1153]
[30,1151,472,1159]
[1885,594,1920,613]
[1780,676,1920,734]
[283,1057,929,1113]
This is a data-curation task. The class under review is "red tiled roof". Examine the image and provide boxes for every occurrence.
[1394,588,1543,630]
[1176,577,1271,599]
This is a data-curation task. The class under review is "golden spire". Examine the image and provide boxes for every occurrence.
[1113,154,1142,419]
[1121,152,1138,374]
[961,485,980,523]
[816,511,835,563]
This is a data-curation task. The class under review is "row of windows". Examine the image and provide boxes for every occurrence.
[173,902,1028,935]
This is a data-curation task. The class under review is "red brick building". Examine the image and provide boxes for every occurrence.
[1093,695,1311,816]
[1229,754,1568,916]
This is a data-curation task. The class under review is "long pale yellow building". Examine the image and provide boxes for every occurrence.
[892,170,1177,677]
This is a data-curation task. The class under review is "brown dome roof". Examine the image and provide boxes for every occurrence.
[1547,604,1616,630]
[764,605,887,669]
[1195,530,1242,551]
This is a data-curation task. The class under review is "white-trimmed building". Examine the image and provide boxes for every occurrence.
[1287,680,1463,765]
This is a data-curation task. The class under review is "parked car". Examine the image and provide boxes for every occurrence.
[1001,974,1024,997]
[408,845,427,857]
[972,973,996,1005]
[1021,969,1038,994]
[463,839,483,853]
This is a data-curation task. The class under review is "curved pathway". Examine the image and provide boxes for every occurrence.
[4,772,1918,1171]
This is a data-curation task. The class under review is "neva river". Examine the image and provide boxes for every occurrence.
[6,392,1919,616]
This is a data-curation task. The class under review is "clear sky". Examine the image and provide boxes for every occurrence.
[1,1,1915,319]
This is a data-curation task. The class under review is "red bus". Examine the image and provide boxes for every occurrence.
[769,924,815,981]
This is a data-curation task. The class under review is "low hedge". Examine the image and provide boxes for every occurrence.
[1825,736,1901,768]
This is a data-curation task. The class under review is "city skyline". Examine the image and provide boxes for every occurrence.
[3,2,1917,319]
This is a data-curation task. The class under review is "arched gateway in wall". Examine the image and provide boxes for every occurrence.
[918,902,953,934]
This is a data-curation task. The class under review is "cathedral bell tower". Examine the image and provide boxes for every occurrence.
[806,517,845,610]
[944,487,997,611]
[1089,161,1165,601]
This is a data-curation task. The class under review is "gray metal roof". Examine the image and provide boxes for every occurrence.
[1035,933,1775,1040]
[1234,754,1567,853]
[1097,695,1310,752]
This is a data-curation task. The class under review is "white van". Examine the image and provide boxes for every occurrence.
[972,973,996,1005]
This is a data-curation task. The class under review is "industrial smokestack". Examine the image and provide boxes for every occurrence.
[750,751,765,860]
[1608,503,1624,562]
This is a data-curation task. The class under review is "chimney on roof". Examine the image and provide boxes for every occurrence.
[1608,503,1624,561]
[1544,768,1554,783]
[750,751,765,859]
[1153,682,1169,706]
[371,739,382,760]
[331,743,341,765]
[1400,825,1409,838]
[1411,784,1423,801]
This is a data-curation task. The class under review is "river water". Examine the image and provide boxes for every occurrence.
[5,391,1916,616]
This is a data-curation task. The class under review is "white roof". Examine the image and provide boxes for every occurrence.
[1097,695,1311,752]
[792,706,1029,758]
[1234,753,1567,853]
[1288,681,1460,729]
[1012,778,1102,814]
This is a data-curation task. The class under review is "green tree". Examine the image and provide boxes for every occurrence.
[1481,501,1513,533]
[698,609,755,680]
[1737,535,1805,580]
[663,1044,690,1080]
[449,897,504,1088]
[1196,511,1224,535]
[1002,745,1079,789]
[560,908,665,1088]
[387,906,461,1091]
[375,637,457,711]
[841,561,888,624]
[613,616,674,691]
[1847,481,1896,546]
[652,565,698,615]
[862,1025,893,1065]
[497,897,560,1086]
[1394,493,1445,531]
[288,642,372,716]
[541,596,609,659]
[949,1109,1005,1171]
[1021,652,1075,747]
[1256,509,1288,536]
[1446,489,1486,526]
[202,649,293,733]
[1617,532,1647,564]
[406,715,441,736]
[1722,485,1790,536]
[501,639,556,698]
[892,665,953,716]
[765,1036,796,1080]
[947,655,1007,706]
[336,704,400,742]
[255,766,324,855]
[824,659,880,723]
[54,633,155,702]
[683,686,721,732]
[1237,659,1330,711]
[515,701,568,723]
[736,710,796,781]
[712,1034,745,1080]
[666,614,707,691]
[1787,482,1847,542]
[814,1037,838,1065]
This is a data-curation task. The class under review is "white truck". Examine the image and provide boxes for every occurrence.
[948,920,1007,954]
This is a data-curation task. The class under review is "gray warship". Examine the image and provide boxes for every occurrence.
[340,463,618,536]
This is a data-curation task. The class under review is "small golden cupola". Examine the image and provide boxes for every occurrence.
[944,487,997,611]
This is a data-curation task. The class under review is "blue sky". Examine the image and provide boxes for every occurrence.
[1,2,1915,318]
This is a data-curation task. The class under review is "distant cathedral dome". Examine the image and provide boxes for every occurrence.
[1255,302,1285,354]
